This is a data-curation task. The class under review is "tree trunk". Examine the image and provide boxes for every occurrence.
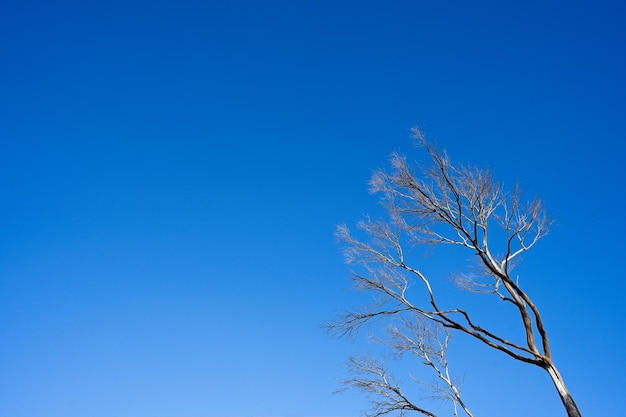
[545,363,582,417]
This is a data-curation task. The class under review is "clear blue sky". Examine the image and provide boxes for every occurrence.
[1,1,624,416]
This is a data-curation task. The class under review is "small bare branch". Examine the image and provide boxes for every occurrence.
[342,356,439,417]
[384,318,474,417]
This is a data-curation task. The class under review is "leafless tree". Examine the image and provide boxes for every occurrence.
[327,128,582,417]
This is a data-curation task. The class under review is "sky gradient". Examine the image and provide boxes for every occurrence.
[1,1,625,416]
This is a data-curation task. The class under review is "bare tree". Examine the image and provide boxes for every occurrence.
[327,128,582,417]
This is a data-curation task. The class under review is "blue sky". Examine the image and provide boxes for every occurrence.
[1,1,625,416]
